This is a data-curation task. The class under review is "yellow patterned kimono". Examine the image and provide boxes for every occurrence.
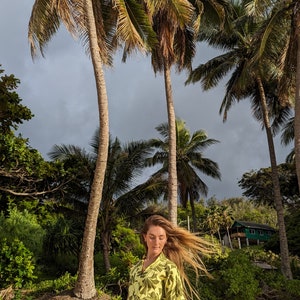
[127,253,186,300]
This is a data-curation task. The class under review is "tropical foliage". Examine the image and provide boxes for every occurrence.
[28,1,156,297]
[1,0,300,298]
[146,119,221,231]
[239,163,299,207]
[186,0,294,279]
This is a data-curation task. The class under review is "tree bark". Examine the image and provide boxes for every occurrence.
[190,198,197,232]
[102,230,111,272]
[226,227,233,249]
[73,0,110,298]
[257,75,293,279]
[163,62,178,225]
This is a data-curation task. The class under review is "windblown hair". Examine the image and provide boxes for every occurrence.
[140,214,214,299]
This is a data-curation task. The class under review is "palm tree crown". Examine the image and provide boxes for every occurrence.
[186,0,293,279]
[146,119,221,231]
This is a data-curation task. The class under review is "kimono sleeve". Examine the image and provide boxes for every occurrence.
[164,264,186,300]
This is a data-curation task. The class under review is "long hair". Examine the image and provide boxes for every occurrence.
[140,214,214,299]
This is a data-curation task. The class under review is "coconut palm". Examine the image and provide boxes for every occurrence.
[204,205,222,242]
[29,3,109,296]
[186,0,293,278]
[146,119,221,231]
[90,133,153,272]
[143,0,196,225]
[49,131,154,273]
[138,0,227,225]
[28,1,155,298]
[245,0,300,193]
[220,205,234,248]
[49,144,96,206]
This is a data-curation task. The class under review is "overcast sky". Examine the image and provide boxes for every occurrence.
[1,1,293,200]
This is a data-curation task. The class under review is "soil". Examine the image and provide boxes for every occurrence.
[34,290,111,300]
[0,287,111,300]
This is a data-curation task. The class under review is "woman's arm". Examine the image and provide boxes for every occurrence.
[164,264,186,300]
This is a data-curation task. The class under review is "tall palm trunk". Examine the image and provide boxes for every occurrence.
[163,62,178,225]
[102,230,111,272]
[256,75,293,279]
[73,0,110,298]
[294,10,300,192]
[190,198,197,232]
[101,207,113,272]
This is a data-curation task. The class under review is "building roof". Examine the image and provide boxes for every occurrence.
[232,220,276,232]
[253,261,277,270]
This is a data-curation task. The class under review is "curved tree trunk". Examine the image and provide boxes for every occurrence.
[73,0,110,298]
[163,62,178,225]
[256,75,293,279]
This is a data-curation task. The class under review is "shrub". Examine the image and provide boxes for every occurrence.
[219,250,260,300]
[111,223,144,257]
[200,249,262,300]
[95,224,142,298]
[0,207,45,259]
[0,238,36,288]
[284,279,300,298]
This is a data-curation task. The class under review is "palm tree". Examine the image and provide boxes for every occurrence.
[204,205,223,243]
[29,2,109,296]
[90,133,153,272]
[186,0,293,278]
[43,216,84,264]
[220,205,233,249]
[141,0,227,225]
[143,0,196,225]
[246,0,300,191]
[49,144,96,207]
[49,131,154,273]
[28,1,155,298]
[146,119,221,231]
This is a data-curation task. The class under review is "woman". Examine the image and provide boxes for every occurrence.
[127,214,214,300]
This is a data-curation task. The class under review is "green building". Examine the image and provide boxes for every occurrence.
[230,220,276,248]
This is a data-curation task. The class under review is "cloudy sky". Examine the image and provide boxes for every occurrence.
[1,1,293,200]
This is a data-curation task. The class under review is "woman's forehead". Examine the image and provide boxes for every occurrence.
[147,225,166,236]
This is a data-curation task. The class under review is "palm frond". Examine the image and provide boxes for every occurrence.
[281,117,295,146]
[115,0,157,61]
[29,0,74,57]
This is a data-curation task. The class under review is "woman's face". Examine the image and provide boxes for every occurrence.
[144,225,167,258]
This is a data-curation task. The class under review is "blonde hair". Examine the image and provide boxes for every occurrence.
[141,214,214,299]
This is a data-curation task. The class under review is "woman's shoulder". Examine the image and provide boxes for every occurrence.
[158,253,178,270]
[130,259,143,271]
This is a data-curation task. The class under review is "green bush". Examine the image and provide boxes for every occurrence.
[0,238,36,288]
[195,276,220,300]
[219,250,260,300]
[256,270,300,300]
[290,256,300,279]
[111,223,144,257]
[194,248,300,300]
[0,207,45,259]
[42,216,83,259]
[198,250,261,300]
[284,279,300,298]
[95,224,142,298]
[95,251,139,300]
